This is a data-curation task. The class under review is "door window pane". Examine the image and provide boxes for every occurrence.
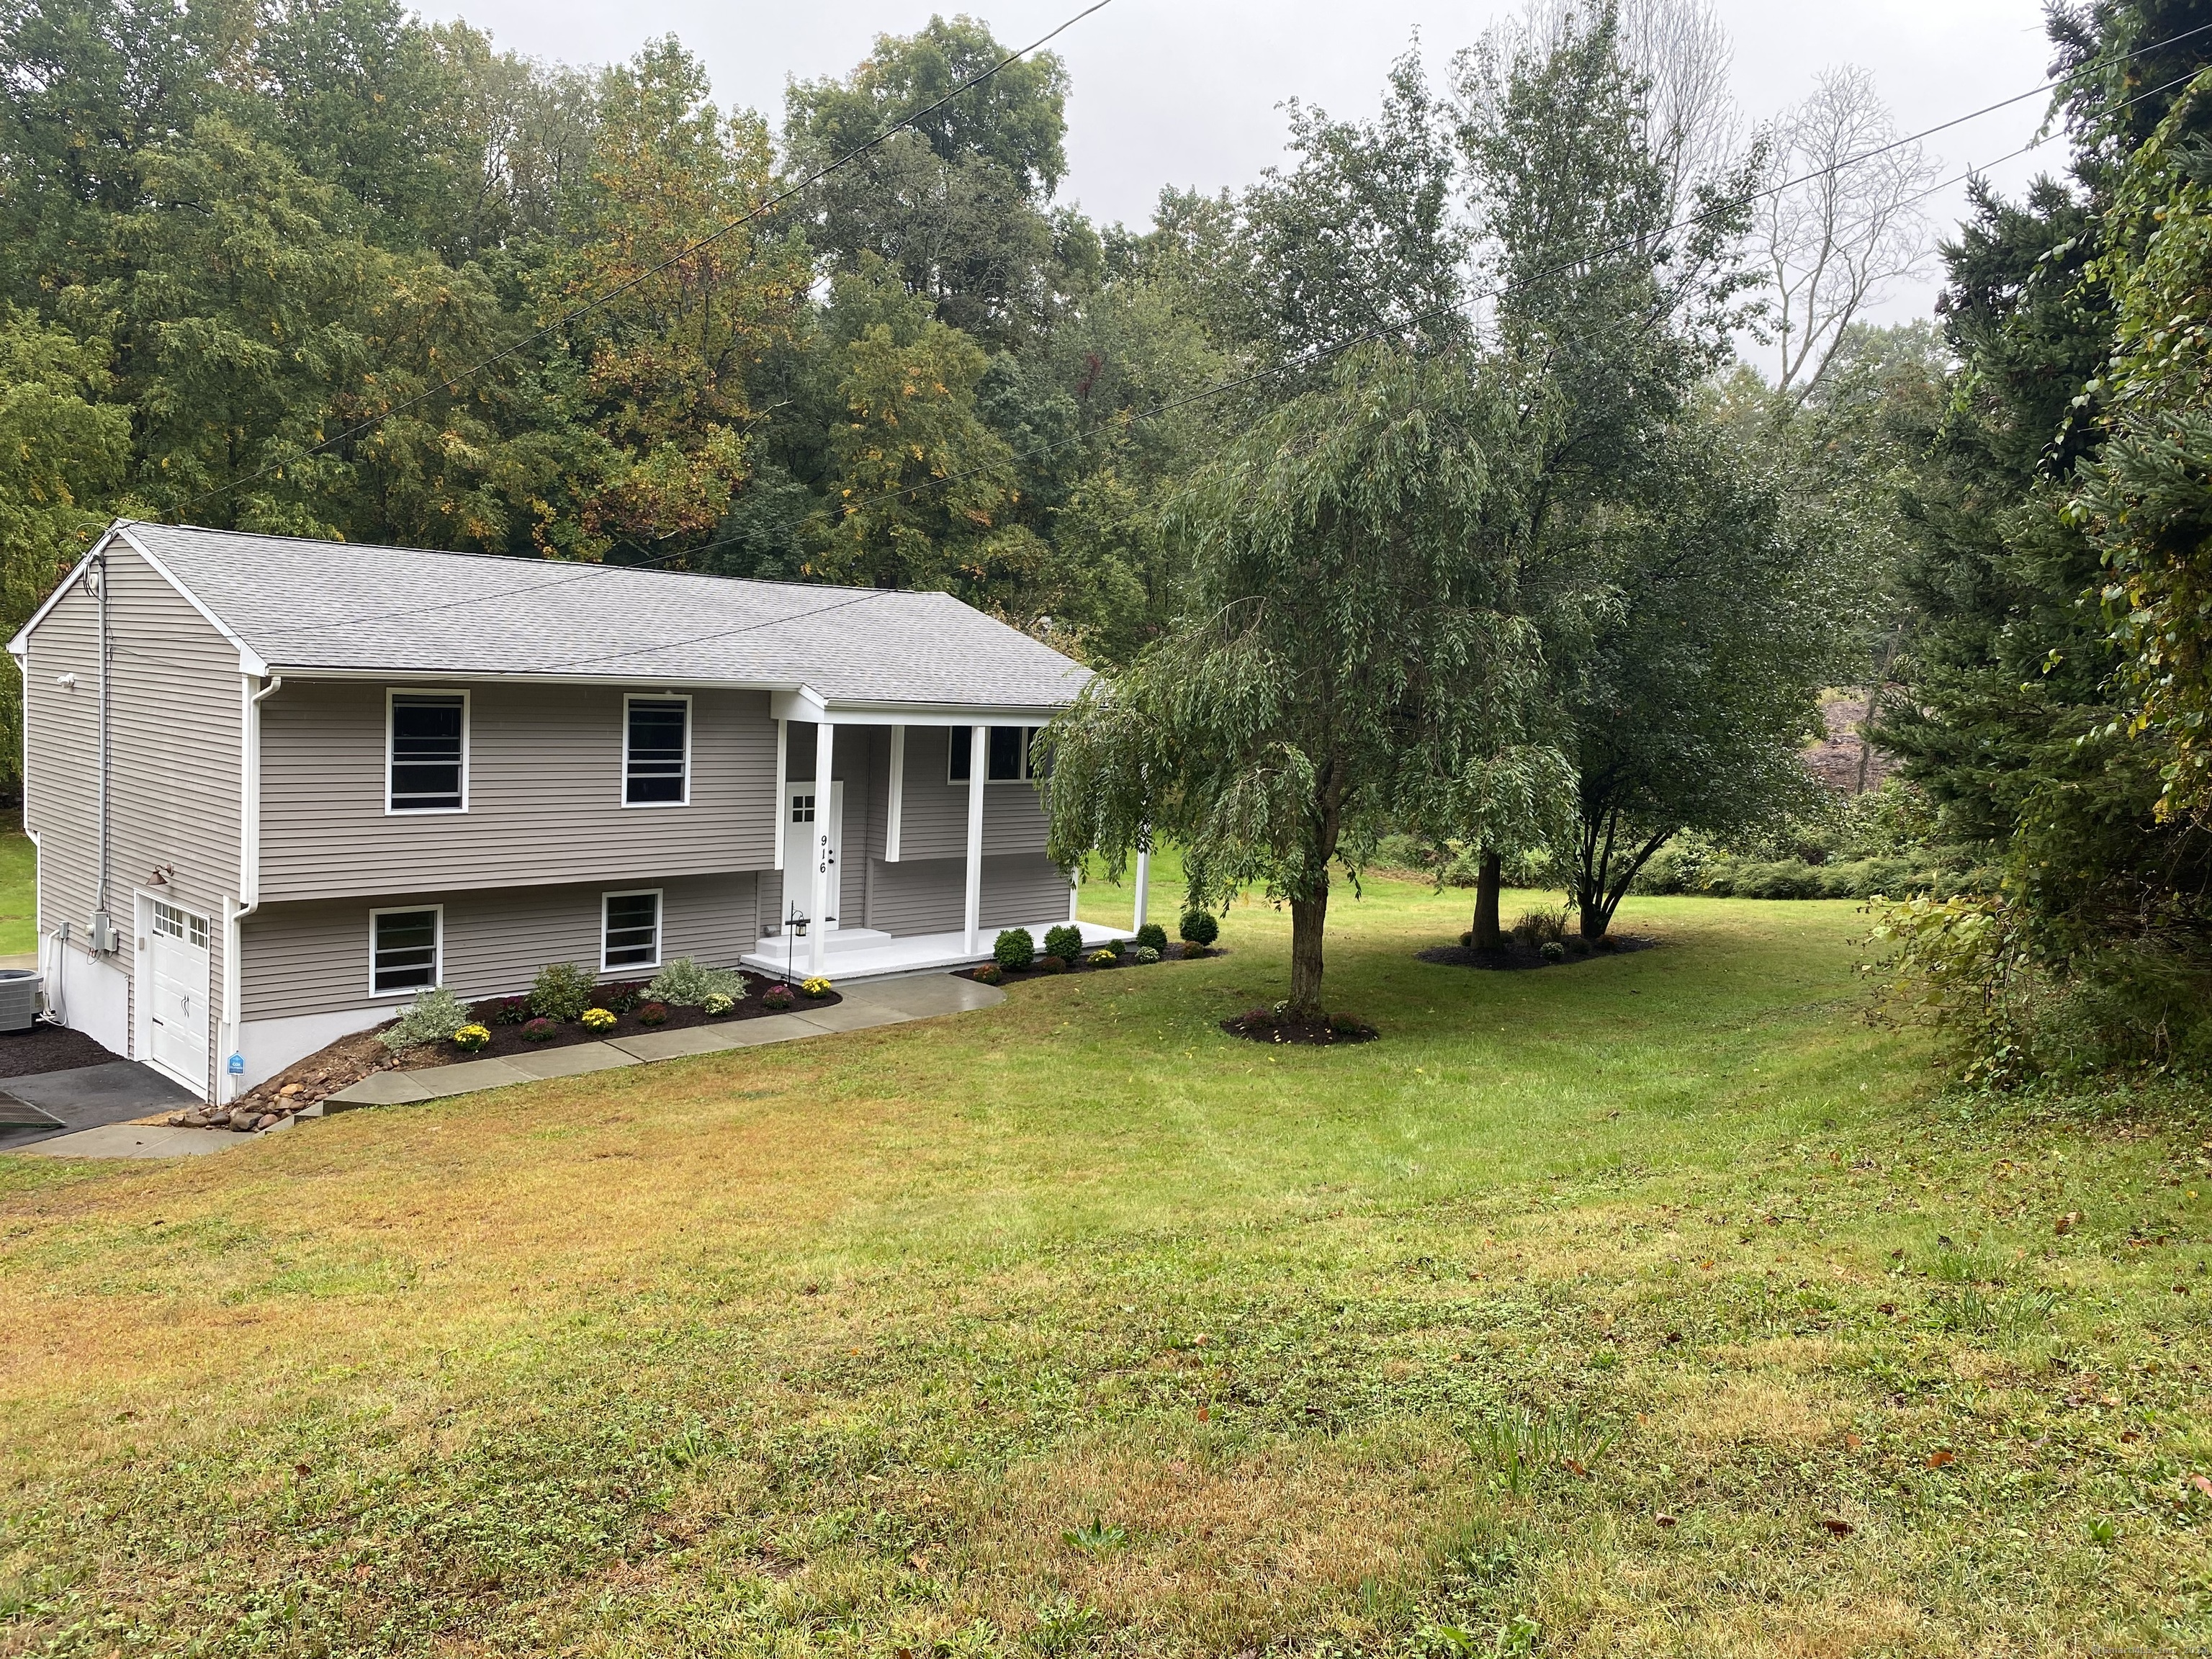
[626,699,688,804]
[372,909,440,994]
[603,891,660,968]
[390,694,464,811]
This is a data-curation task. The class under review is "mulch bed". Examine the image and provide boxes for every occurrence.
[0,1020,124,1079]
[1220,1007,1378,1046]
[1416,935,1657,971]
[415,976,843,1066]
[959,942,1216,986]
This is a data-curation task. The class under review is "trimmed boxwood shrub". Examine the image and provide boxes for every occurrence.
[1135,921,1168,954]
[994,928,1036,971]
[1043,924,1084,963]
[1179,908,1219,948]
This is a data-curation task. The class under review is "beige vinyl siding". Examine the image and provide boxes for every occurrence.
[21,544,244,1097]
[256,681,778,902]
[891,724,1050,860]
[240,873,759,1022]
[980,855,1074,928]
[863,854,1069,935]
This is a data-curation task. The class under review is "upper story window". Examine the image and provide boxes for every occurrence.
[948,725,1042,784]
[625,696,689,806]
[387,691,467,813]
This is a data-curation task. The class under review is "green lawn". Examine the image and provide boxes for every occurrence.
[0,832,34,955]
[0,873,2205,1655]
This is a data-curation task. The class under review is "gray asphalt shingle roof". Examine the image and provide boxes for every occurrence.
[118,523,1089,712]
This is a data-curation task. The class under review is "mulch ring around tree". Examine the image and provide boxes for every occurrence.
[1220,1006,1379,1046]
[958,943,1219,986]
[1416,935,1658,971]
[415,976,843,1065]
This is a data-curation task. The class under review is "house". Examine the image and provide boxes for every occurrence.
[10,521,1106,1104]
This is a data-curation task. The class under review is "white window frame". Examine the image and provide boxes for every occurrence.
[948,724,1043,785]
[367,904,444,999]
[622,693,692,809]
[601,887,663,973]
[385,688,470,815]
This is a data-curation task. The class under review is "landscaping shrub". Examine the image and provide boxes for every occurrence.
[1178,908,1219,947]
[580,1007,616,1033]
[646,958,743,1007]
[1136,922,1168,953]
[801,976,834,998]
[1133,945,1160,965]
[701,992,735,1016]
[1044,924,1084,963]
[972,962,1004,985]
[485,996,531,1025]
[635,1002,669,1026]
[1036,955,1067,974]
[598,983,645,1015]
[529,962,597,1021]
[1087,948,1118,967]
[1509,908,1569,948]
[521,1017,558,1043]
[1106,935,1131,958]
[994,928,1035,971]
[452,1023,490,1052]
[1539,940,1568,963]
[761,984,794,1010]
[379,986,472,1053]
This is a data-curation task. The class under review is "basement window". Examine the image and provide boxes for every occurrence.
[602,889,661,971]
[387,691,467,813]
[369,907,442,997]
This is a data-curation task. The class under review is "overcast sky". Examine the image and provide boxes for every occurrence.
[417,0,2064,350]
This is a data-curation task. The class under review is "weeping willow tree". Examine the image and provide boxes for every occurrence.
[1040,344,1568,1017]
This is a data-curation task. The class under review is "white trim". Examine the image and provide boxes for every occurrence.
[600,886,663,974]
[367,903,444,998]
[769,688,1068,727]
[809,721,835,976]
[1133,845,1151,934]
[621,691,693,809]
[385,688,470,814]
[135,888,213,1097]
[963,721,986,953]
[773,719,788,871]
[885,724,905,863]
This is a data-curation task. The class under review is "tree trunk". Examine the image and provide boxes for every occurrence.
[1287,887,1329,1018]
[1471,848,1503,950]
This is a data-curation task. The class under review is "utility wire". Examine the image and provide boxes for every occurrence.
[175,0,1118,518]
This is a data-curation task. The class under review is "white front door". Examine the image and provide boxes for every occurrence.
[145,898,210,1092]
[785,782,845,931]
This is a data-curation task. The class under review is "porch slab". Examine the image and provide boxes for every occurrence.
[741,920,1130,984]
[603,1026,746,1062]
[501,1042,642,1079]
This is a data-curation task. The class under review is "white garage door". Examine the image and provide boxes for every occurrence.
[147,899,210,1092]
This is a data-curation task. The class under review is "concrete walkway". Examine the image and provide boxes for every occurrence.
[323,972,1004,1109]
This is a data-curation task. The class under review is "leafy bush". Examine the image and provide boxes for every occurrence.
[994,928,1036,971]
[485,996,531,1025]
[1136,921,1168,953]
[580,1007,616,1033]
[1133,945,1160,965]
[1036,955,1067,974]
[1105,935,1131,958]
[1087,948,1118,967]
[379,986,472,1053]
[598,982,646,1015]
[801,976,834,998]
[452,1023,490,1052]
[529,962,597,1021]
[761,984,794,1010]
[1539,940,1568,963]
[636,1002,669,1026]
[1043,924,1084,963]
[701,992,735,1016]
[646,957,743,1007]
[521,1017,558,1043]
[1178,908,1219,947]
[972,962,1004,985]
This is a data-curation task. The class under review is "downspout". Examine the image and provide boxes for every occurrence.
[221,670,281,1102]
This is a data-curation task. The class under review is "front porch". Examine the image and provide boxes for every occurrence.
[739,920,1132,984]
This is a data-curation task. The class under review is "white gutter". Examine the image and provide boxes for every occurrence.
[220,670,282,1101]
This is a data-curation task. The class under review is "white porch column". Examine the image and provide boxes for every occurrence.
[963,722,987,953]
[884,724,905,863]
[772,719,787,871]
[809,719,835,976]
[1133,844,1151,934]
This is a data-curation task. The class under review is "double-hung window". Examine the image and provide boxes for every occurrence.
[387,691,467,812]
[948,725,1043,783]
[602,889,661,971]
[624,696,689,806]
[369,907,441,996]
